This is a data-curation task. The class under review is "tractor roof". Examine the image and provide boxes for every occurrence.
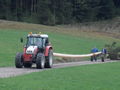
[28,33,48,38]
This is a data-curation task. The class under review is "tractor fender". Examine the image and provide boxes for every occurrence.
[45,46,52,56]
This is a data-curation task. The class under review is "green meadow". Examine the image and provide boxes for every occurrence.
[0,27,120,67]
[0,62,120,90]
[0,21,120,90]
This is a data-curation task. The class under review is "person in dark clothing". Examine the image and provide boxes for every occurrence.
[91,47,99,62]
[101,48,107,54]
[101,48,107,62]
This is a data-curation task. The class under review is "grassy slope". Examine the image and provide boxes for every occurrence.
[59,17,120,34]
[0,62,120,90]
[0,20,120,66]
[0,20,120,90]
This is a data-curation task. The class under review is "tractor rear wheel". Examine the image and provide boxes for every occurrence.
[45,49,53,68]
[24,62,32,68]
[15,53,23,68]
[36,53,45,69]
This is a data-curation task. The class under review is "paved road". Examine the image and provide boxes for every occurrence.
[0,60,117,78]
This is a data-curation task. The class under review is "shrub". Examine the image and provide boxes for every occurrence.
[105,42,120,60]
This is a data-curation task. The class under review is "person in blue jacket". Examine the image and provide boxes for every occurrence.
[91,47,99,61]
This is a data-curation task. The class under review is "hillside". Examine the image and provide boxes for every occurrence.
[0,17,120,35]
[59,17,120,36]
[0,19,120,66]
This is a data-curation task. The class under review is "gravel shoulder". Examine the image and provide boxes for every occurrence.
[0,60,117,78]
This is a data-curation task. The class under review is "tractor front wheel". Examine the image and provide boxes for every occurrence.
[15,53,23,68]
[36,53,45,69]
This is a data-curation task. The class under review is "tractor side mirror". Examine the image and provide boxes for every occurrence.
[20,38,23,43]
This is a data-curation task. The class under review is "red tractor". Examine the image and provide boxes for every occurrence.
[15,32,53,69]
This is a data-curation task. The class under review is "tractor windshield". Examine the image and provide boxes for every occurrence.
[27,37,43,47]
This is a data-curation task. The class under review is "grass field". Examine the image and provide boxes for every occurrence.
[0,20,120,67]
[0,29,120,67]
[0,20,120,90]
[0,62,120,90]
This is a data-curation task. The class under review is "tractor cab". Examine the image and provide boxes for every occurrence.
[26,33,49,51]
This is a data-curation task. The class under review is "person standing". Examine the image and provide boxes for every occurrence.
[101,48,107,62]
[91,47,99,62]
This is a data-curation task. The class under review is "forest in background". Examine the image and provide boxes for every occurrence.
[0,0,120,25]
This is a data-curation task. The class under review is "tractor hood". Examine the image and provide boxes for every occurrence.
[26,46,38,54]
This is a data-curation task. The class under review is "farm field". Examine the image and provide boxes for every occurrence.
[0,62,120,90]
[0,1,120,89]
[0,20,120,67]
[0,20,120,90]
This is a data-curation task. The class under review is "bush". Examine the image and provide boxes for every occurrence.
[106,42,120,60]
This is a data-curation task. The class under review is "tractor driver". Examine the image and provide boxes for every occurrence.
[35,38,45,49]
[35,38,41,47]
